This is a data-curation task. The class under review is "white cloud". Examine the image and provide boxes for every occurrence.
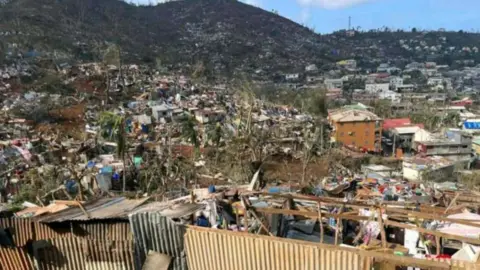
[241,0,262,7]
[297,0,375,9]
[299,8,311,24]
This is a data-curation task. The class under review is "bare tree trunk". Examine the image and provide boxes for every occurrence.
[105,70,110,105]
[122,151,126,192]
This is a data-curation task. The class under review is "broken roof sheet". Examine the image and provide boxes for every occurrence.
[329,109,381,122]
[34,197,149,223]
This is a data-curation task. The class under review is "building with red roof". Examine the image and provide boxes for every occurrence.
[383,118,412,130]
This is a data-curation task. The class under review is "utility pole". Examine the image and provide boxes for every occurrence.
[392,133,396,158]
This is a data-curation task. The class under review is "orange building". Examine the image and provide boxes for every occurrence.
[328,109,383,152]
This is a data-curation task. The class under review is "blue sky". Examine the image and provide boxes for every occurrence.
[132,0,480,34]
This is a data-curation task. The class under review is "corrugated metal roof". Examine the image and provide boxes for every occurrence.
[329,109,381,123]
[393,126,421,134]
[35,197,150,223]
[129,212,188,270]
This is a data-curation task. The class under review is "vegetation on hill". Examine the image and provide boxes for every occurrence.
[1,0,480,76]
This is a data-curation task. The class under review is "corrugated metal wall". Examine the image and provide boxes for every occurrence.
[184,227,369,270]
[0,247,34,270]
[426,257,480,270]
[33,238,134,270]
[0,218,33,247]
[129,212,187,270]
[78,222,132,240]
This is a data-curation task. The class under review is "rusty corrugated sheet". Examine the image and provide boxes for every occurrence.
[34,237,85,270]
[77,222,132,240]
[0,247,34,270]
[129,212,187,270]
[33,237,134,270]
[33,222,73,240]
[0,218,33,247]
[35,197,149,223]
[185,227,369,270]
[84,239,134,270]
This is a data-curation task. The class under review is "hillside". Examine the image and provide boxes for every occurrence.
[1,0,480,76]
[0,0,328,75]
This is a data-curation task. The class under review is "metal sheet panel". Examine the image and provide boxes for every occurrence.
[184,227,367,270]
[0,218,33,247]
[84,239,134,270]
[35,197,149,223]
[129,212,187,270]
[33,222,72,240]
[33,238,134,270]
[0,247,34,270]
[77,222,132,240]
[34,238,86,270]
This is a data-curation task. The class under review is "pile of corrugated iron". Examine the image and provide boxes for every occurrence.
[2,187,480,270]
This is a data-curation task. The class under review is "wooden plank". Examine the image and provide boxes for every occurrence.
[378,208,387,249]
[444,193,459,214]
[253,207,371,222]
[317,202,324,244]
[385,208,480,228]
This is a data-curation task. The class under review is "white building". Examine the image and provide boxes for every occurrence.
[378,90,401,103]
[427,77,444,86]
[285,73,300,80]
[151,103,182,121]
[396,84,415,92]
[305,64,318,72]
[324,79,343,90]
[403,156,455,182]
[365,83,390,93]
[390,77,404,90]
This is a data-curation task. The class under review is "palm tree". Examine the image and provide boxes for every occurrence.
[98,111,128,192]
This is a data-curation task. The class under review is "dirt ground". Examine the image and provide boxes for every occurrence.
[263,156,330,184]
[35,103,86,140]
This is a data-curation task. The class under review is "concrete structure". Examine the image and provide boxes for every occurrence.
[151,104,183,121]
[365,83,390,94]
[413,129,473,162]
[396,84,415,92]
[328,109,382,152]
[378,90,401,103]
[324,79,343,90]
[390,77,403,90]
[403,156,455,182]
[194,109,226,124]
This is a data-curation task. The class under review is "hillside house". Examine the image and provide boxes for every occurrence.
[324,79,343,90]
[396,84,415,92]
[413,129,473,163]
[151,104,183,122]
[403,156,455,182]
[365,83,390,94]
[194,109,226,124]
[390,77,404,90]
[328,109,382,152]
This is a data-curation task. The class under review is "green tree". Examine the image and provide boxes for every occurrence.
[98,111,128,191]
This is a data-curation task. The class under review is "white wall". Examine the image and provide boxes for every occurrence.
[403,166,421,181]
[365,83,390,93]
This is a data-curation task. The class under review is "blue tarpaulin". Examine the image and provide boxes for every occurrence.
[464,121,480,129]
